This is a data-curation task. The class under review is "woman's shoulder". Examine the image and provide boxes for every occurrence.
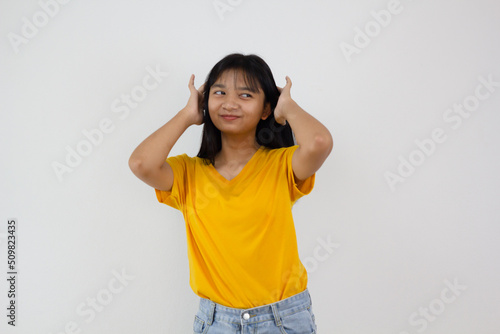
[167,152,210,166]
[261,144,298,155]
[259,145,299,162]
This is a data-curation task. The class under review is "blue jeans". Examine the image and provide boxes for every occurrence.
[193,288,317,333]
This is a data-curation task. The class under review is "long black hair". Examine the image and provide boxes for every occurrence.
[196,53,295,165]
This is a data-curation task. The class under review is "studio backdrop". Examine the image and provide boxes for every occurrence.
[1,0,499,333]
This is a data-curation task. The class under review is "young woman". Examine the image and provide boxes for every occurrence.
[129,53,333,333]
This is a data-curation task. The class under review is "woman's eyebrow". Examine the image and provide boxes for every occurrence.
[212,83,258,92]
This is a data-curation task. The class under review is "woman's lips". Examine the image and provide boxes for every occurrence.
[221,115,239,120]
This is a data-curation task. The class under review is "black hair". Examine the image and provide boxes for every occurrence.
[196,53,295,165]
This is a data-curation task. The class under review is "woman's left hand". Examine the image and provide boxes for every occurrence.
[274,76,293,125]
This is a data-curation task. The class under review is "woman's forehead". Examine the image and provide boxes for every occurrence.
[213,69,261,92]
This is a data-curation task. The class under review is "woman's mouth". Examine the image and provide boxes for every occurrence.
[221,115,239,120]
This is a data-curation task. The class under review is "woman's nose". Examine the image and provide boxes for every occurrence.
[222,95,238,110]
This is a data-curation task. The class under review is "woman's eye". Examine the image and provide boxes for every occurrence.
[214,91,225,95]
[241,93,252,98]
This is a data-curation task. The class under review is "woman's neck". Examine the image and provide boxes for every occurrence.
[215,138,261,166]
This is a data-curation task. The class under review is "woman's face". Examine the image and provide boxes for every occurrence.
[208,69,271,136]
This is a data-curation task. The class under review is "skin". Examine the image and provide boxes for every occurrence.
[185,69,333,184]
[207,69,272,179]
[128,69,333,192]
[129,72,333,190]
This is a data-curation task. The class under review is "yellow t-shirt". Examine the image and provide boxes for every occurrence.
[155,145,315,308]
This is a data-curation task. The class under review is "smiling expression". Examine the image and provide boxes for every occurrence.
[208,69,271,136]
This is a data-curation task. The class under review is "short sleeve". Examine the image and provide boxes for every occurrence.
[285,145,315,203]
[154,154,188,211]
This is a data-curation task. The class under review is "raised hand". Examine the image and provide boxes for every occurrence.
[184,74,206,126]
[274,76,293,125]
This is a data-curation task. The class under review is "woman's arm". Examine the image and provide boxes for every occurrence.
[128,110,192,191]
[274,76,333,182]
[128,75,204,191]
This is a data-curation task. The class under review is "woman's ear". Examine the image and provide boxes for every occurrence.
[261,103,272,120]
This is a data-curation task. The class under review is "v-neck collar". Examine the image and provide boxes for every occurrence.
[209,146,264,184]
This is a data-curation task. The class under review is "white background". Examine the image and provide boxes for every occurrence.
[1,0,499,333]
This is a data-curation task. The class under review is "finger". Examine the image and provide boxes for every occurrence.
[285,76,292,88]
[198,82,206,93]
[189,74,195,88]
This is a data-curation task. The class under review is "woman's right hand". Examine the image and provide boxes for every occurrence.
[183,74,206,126]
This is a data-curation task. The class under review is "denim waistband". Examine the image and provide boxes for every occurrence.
[198,288,312,327]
